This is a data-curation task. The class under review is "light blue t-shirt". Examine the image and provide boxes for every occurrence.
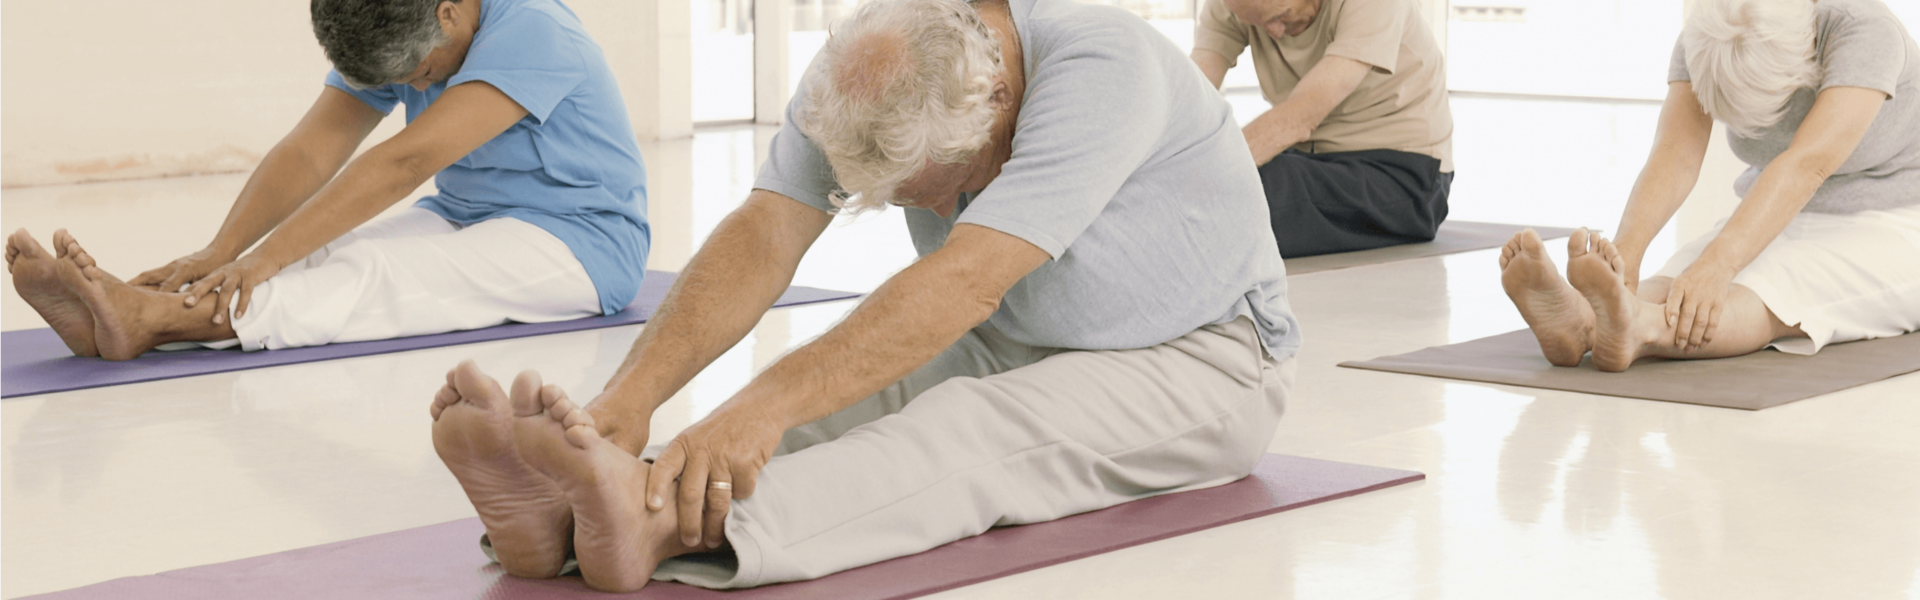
[325,0,650,315]
[757,0,1301,358]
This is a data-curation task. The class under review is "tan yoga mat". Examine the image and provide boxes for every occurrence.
[1340,329,1920,410]
[1285,221,1580,275]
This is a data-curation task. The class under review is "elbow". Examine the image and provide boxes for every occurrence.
[364,144,443,189]
[1777,151,1840,186]
[956,280,1005,326]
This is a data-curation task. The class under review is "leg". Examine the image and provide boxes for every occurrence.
[8,229,98,356]
[229,217,600,350]
[1262,149,1450,258]
[774,326,1057,455]
[282,207,458,275]
[53,235,235,360]
[1569,236,1802,371]
[429,361,571,578]
[654,317,1291,588]
[1499,228,1596,366]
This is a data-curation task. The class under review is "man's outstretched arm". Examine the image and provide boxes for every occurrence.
[1233,53,1371,165]
[585,190,834,453]
[646,222,1051,548]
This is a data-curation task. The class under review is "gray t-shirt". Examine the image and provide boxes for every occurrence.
[1670,0,1920,213]
[755,0,1301,358]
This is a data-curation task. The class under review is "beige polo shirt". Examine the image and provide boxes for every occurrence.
[1195,0,1453,171]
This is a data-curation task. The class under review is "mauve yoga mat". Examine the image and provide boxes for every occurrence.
[25,454,1422,600]
[1342,329,1920,410]
[1285,221,1580,275]
[1,270,860,399]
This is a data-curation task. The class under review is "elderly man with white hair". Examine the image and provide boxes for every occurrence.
[424,0,1300,591]
[1500,0,1920,372]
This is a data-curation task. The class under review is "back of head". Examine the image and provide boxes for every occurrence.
[312,0,451,89]
[798,0,1003,212]
[1683,0,1819,137]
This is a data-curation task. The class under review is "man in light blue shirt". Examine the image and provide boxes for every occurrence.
[427,0,1302,591]
[7,0,648,360]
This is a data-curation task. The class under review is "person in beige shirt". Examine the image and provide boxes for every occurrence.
[1193,0,1454,257]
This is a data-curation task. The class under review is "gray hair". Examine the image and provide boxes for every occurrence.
[311,0,456,89]
[1683,0,1819,137]
[798,0,1004,212]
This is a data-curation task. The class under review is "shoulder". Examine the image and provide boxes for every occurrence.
[1818,0,1903,31]
[483,0,588,46]
[1023,0,1162,61]
[1329,0,1415,27]
[471,0,591,67]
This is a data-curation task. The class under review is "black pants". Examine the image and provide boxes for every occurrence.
[1259,148,1453,258]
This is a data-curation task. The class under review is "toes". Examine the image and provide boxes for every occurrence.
[10,229,48,260]
[430,384,460,420]
[510,370,546,410]
[451,360,506,410]
[508,374,550,418]
[562,422,602,451]
[553,390,594,430]
[1567,228,1590,257]
[52,229,77,259]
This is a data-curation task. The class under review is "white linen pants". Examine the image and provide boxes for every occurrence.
[650,316,1295,588]
[1654,203,1920,354]
[192,208,600,351]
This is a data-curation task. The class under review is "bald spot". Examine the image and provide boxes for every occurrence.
[834,30,914,103]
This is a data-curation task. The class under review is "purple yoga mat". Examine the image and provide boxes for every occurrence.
[1,270,860,398]
[26,454,1423,600]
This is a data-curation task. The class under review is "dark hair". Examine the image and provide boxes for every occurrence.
[311,0,456,88]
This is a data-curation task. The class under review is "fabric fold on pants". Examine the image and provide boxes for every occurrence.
[191,208,603,351]
[652,317,1294,589]
[1260,148,1452,258]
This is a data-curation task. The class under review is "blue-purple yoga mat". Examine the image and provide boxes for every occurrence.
[23,453,1424,600]
[1,270,860,398]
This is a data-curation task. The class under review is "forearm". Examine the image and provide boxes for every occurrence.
[1242,56,1368,166]
[589,195,822,449]
[205,141,350,260]
[1694,155,1824,274]
[1243,106,1315,166]
[245,146,433,267]
[718,249,998,430]
[1612,150,1703,268]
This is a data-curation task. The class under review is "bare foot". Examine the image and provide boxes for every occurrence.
[8,230,98,356]
[57,241,231,361]
[1567,234,1652,372]
[1500,228,1593,366]
[430,361,573,579]
[512,379,698,592]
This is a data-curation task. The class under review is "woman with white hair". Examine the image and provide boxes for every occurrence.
[1500,0,1919,372]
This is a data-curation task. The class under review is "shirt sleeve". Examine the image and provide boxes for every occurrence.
[1819,12,1906,98]
[1668,37,1690,83]
[446,8,589,123]
[752,76,842,214]
[1193,0,1251,66]
[324,70,402,114]
[1323,0,1406,73]
[957,21,1168,259]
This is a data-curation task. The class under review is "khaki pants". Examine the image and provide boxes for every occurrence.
[652,316,1294,588]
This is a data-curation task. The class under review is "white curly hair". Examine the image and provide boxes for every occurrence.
[1683,0,1820,137]
[797,0,1005,212]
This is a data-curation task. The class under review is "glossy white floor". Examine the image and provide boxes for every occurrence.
[5,95,1918,599]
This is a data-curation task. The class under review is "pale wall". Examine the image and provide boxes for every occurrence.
[0,0,688,189]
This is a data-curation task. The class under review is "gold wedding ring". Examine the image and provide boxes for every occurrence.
[709,481,733,491]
